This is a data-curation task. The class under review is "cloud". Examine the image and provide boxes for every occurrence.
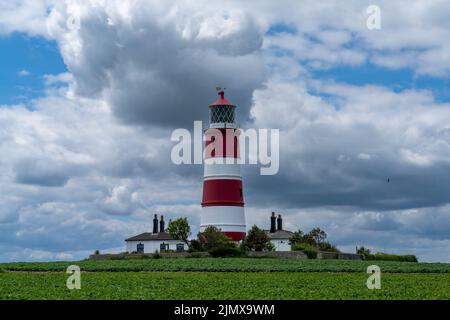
[17,69,30,77]
[357,153,371,160]
[0,0,51,36]
[253,0,450,77]
[246,77,450,215]
[43,0,266,129]
[352,211,402,231]
[245,206,450,262]
[0,75,205,259]
[1,0,450,262]
[5,0,450,77]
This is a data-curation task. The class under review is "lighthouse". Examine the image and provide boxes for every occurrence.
[200,89,246,241]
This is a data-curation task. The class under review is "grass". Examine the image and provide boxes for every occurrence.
[1,258,450,273]
[0,271,449,300]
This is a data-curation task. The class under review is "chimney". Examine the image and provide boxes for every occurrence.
[270,212,276,233]
[277,214,282,231]
[160,215,165,233]
[153,214,159,234]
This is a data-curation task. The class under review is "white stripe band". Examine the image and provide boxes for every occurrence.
[204,157,241,179]
[201,206,246,233]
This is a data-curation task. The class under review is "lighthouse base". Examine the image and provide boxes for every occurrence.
[200,206,246,241]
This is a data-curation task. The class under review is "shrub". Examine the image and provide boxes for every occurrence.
[292,243,318,259]
[186,252,204,258]
[152,251,162,259]
[188,239,204,253]
[207,237,242,257]
[152,250,162,259]
[318,242,340,253]
[199,226,232,251]
[194,225,244,258]
[209,246,243,258]
[110,255,125,260]
[365,253,418,262]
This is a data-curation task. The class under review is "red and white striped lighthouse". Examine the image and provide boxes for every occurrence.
[201,89,246,241]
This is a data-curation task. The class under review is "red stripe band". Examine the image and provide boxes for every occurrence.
[202,179,244,207]
[204,128,240,159]
[223,231,246,241]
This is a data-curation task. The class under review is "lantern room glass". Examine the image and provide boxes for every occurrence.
[209,105,235,124]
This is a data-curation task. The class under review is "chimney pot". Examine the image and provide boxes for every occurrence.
[277,214,283,231]
[153,214,159,234]
[270,212,277,233]
[160,215,165,233]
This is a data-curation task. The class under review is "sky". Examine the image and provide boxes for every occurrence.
[0,0,449,262]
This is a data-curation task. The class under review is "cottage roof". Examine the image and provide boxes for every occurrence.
[125,232,174,242]
[265,229,294,240]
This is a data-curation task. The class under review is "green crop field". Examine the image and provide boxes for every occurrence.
[1,258,450,273]
[0,258,449,300]
[0,271,449,300]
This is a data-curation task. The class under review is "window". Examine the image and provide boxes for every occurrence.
[160,243,169,252]
[239,188,243,199]
[176,243,185,252]
[136,243,144,254]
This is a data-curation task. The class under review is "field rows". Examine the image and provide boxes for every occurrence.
[1,258,450,273]
[1,271,449,300]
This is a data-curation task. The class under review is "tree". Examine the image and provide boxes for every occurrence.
[289,229,315,246]
[167,217,191,248]
[356,246,371,256]
[308,228,327,245]
[288,230,305,246]
[241,225,274,252]
[301,233,316,246]
[290,228,334,251]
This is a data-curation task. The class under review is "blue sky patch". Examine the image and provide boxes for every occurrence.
[0,33,67,105]
[266,23,297,36]
[313,63,450,103]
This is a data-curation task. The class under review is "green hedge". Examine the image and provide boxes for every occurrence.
[292,243,317,259]
[209,247,243,258]
[365,253,418,262]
